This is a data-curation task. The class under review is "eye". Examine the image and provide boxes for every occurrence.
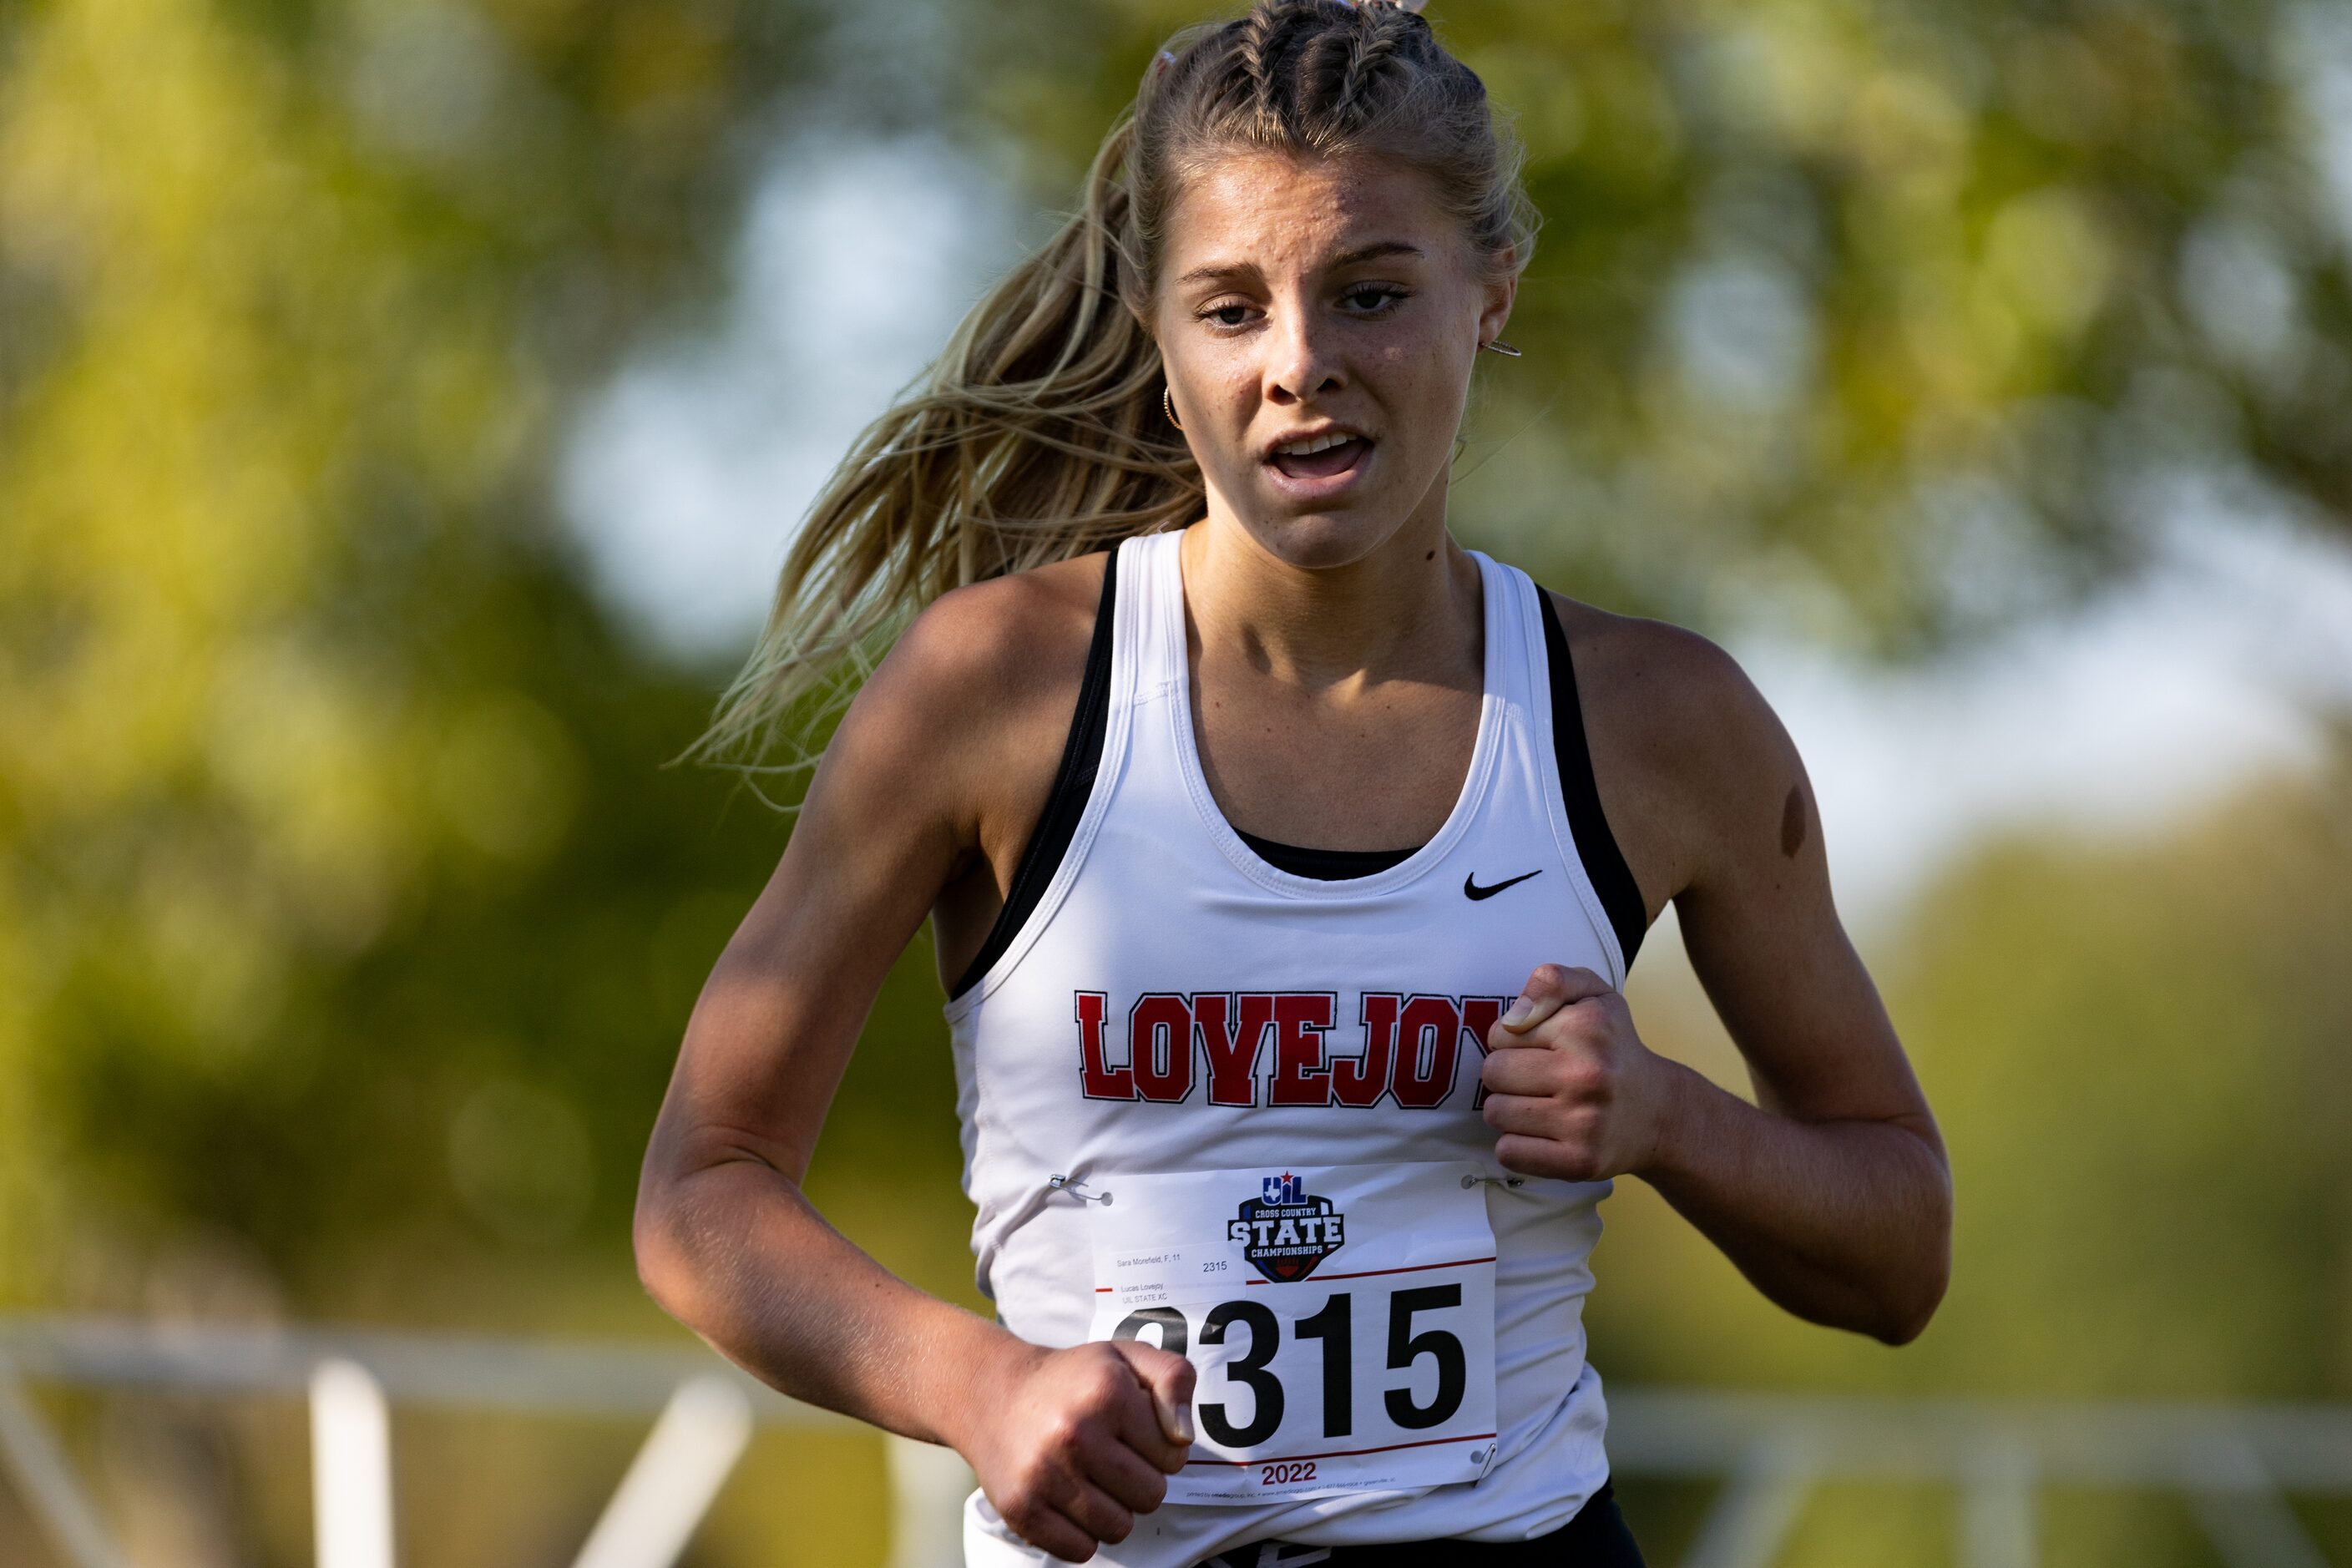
[1194,286,1404,331]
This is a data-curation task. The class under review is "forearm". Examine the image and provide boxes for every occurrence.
[1641,1058,1951,1343]
[635,1155,1024,1447]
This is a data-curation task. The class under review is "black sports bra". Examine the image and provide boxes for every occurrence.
[1236,829,1419,879]
[948,547,1648,998]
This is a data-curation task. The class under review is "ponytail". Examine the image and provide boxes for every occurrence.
[681,115,1199,784]
[686,0,1531,790]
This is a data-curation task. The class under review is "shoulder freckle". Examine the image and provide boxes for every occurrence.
[1781,783,1805,857]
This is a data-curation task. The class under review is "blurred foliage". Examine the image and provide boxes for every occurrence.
[0,0,845,1313]
[1592,729,2352,1563]
[979,0,2352,656]
[2,0,2349,1562]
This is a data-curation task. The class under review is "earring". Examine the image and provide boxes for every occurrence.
[1479,338,1523,357]
[1162,383,1184,429]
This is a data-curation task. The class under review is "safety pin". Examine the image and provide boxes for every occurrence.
[1048,1174,1114,1205]
[1462,1174,1526,1189]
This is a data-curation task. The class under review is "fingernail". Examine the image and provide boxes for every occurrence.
[1500,996,1534,1029]
[1172,1408,1194,1444]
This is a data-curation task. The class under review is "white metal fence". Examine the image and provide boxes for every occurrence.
[3,1317,2349,1568]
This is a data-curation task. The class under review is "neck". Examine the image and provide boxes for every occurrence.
[1177,497,1482,693]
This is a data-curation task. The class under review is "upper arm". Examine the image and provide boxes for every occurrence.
[640,571,1088,1192]
[1647,629,1940,1143]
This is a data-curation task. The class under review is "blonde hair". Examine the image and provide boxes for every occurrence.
[687,0,1537,788]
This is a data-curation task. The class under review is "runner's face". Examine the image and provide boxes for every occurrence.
[1152,149,1513,570]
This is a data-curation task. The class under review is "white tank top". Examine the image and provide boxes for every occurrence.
[947,529,1632,1565]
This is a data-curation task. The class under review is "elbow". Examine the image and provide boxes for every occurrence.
[1870,1261,1948,1346]
[632,1181,684,1318]
[631,1132,798,1329]
[632,1158,707,1326]
[1871,1176,1953,1347]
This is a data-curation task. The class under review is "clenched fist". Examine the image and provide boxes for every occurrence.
[959,1337,1196,1562]
[1479,963,1682,1183]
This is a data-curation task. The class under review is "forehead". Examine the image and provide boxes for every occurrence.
[1161,149,1454,280]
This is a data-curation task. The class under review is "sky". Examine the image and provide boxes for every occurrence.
[556,110,2352,941]
[557,131,1021,661]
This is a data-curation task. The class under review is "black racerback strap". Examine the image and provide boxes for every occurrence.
[948,548,1119,1001]
[1537,589,1647,973]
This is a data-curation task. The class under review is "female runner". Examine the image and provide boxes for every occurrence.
[635,2,1953,1562]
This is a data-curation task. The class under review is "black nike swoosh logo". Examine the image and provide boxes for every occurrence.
[1464,869,1542,901]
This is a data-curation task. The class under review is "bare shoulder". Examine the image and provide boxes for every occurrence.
[709,551,1107,1023]
[1540,589,1811,910]
[815,551,1108,915]
[869,551,1106,733]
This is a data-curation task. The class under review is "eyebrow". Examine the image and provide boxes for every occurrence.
[1175,240,1426,288]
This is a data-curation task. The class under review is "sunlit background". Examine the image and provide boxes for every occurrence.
[3,0,2350,1561]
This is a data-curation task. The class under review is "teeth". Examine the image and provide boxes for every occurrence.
[1275,431,1358,457]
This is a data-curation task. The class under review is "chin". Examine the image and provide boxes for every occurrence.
[1239,507,1407,571]
[1212,465,1433,569]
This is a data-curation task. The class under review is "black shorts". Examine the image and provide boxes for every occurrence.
[1190,1479,1646,1566]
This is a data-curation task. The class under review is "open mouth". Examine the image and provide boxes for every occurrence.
[1267,435,1373,482]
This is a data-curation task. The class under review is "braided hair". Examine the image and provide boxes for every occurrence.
[692,0,1535,781]
[1225,0,1424,144]
[1140,1,1529,296]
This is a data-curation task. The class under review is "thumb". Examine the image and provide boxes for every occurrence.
[1498,964,1613,1034]
[1111,1338,1196,1447]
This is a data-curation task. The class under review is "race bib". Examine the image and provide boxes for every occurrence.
[1085,1161,1500,1505]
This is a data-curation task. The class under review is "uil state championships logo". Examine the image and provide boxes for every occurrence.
[1228,1172,1348,1283]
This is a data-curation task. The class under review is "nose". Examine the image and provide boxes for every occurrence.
[1263,301,1345,406]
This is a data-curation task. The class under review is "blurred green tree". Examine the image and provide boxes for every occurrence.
[979,0,2352,656]
[0,0,870,1311]
[1588,729,2352,1563]
[3,0,2349,1559]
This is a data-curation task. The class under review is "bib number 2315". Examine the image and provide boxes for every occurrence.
[1085,1162,1500,1505]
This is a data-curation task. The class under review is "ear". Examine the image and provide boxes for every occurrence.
[1476,245,1519,347]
